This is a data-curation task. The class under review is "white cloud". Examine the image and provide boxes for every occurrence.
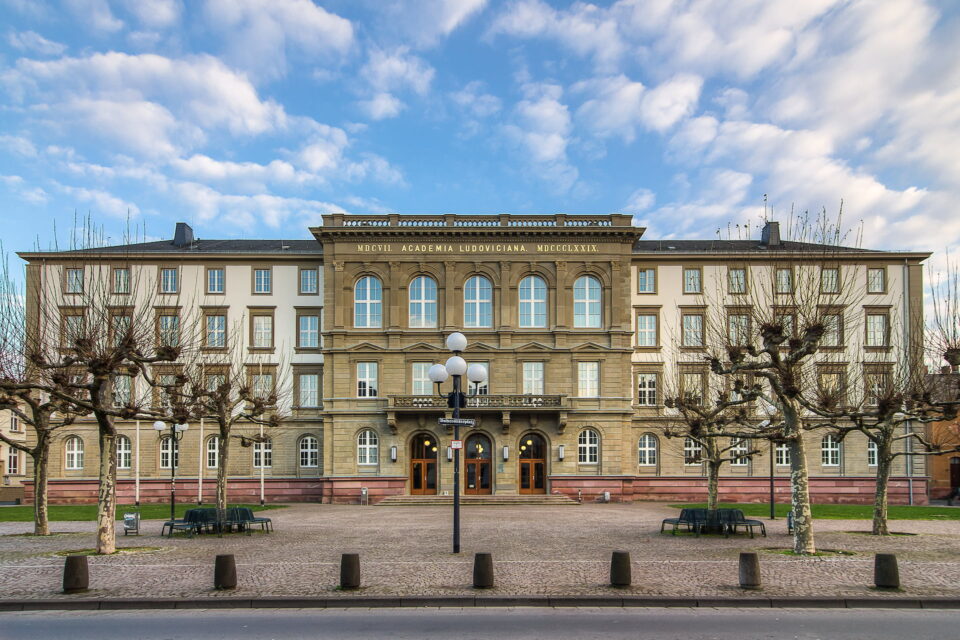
[622,188,655,214]
[0,135,38,157]
[639,74,703,132]
[503,83,578,191]
[358,93,404,120]
[7,30,66,56]
[451,81,501,118]
[64,0,124,33]
[170,155,303,192]
[0,174,49,205]
[203,0,354,81]
[173,181,341,230]
[362,48,434,96]
[372,0,488,48]
[58,183,141,218]
[121,0,182,29]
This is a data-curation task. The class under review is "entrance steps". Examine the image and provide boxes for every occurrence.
[376,494,579,506]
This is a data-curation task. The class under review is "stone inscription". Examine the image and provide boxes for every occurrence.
[355,243,600,254]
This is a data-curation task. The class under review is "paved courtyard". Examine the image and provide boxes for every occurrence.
[1,502,959,600]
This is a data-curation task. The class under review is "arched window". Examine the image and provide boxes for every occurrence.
[519,275,547,328]
[867,439,878,467]
[357,429,379,466]
[116,435,131,470]
[206,436,219,469]
[408,275,438,328]
[65,436,84,470]
[638,434,657,466]
[821,435,840,467]
[578,429,599,464]
[300,436,319,468]
[573,275,601,328]
[254,438,272,468]
[730,438,749,466]
[464,275,492,328]
[354,276,383,328]
[160,436,179,469]
[683,437,703,465]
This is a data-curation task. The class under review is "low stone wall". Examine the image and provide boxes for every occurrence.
[0,486,24,504]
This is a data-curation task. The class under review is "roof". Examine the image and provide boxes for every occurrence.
[20,238,323,257]
[632,239,923,256]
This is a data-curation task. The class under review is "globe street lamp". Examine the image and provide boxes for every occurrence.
[429,332,488,554]
[153,420,189,522]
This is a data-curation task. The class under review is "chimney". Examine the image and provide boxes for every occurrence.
[761,221,781,247]
[173,222,194,248]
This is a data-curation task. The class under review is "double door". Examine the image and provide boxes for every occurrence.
[464,434,492,495]
[518,434,546,494]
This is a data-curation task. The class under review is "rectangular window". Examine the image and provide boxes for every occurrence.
[821,313,842,347]
[157,373,177,409]
[867,440,878,467]
[821,437,840,466]
[821,267,839,294]
[727,313,750,346]
[252,314,273,348]
[681,313,704,347]
[728,268,747,294]
[357,362,378,397]
[774,310,796,338]
[206,373,226,393]
[682,372,704,405]
[7,448,20,475]
[776,443,791,466]
[730,438,749,466]
[160,438,179,469]
[158,314,180,347]
[66,268,83,293]
[298,315,319,348]
[207,437,219,469]
[253,268,272,294]
[412,362,432,396]
[207,268,225,294]
[113,268,130,294]
[205,314,226,348]
[866,312,889,347]
[578,362,599,397]
[684,438,703,466]
[522,362,544,395]
[637,373,657,406]
[818,371,845,405]
[867,268,885,294]
[866,371,889,406]
[637,268,655,293]
[298,373,319,408]
[775,268,793,294]
[683,268,702,294]
[160,268,178,294]
[636,314,657,347]
[252,373,274,400]
[112,375,132,407]
[253,440,272,468]
[110,313,131,347]
[10,415,20,432]
[299,268,318,294]
[62,313,84,346]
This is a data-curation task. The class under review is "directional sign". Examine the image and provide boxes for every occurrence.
[438,418,476,428]
[451,440,463,449]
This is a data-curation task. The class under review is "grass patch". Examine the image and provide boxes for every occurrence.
[54,546,164,557]
[0,503,286,523]
[668,503,960,520]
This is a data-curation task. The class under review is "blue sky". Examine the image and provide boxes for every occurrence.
[1,0,959,260]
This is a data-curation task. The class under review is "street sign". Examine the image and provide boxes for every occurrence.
[438,418,476,428]
[451,440,463,449]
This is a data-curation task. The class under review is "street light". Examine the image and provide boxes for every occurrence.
[429,332,488,554]
[153,420,189,522]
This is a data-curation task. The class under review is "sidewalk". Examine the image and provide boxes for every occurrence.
[1,503,958,602]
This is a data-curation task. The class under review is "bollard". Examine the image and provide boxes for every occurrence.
[738,552,761,590]
[874,553,900,589]
[610,551,631,587]
[62,555,89,593]
[214,554,237,590]
[473,552,494,589]
[340,553,360,590]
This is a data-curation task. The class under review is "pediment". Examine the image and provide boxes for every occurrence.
[569,341,609,352]
[465,342,498,352]
[404,341,446,352]
[345,341,387,352]
[514,341,553,352]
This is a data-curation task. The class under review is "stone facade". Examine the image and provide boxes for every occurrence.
[15,214,934,504]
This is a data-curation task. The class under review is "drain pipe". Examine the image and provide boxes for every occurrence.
[903,260,915,505]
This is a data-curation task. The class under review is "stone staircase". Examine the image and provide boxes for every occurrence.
[376,494,580,506]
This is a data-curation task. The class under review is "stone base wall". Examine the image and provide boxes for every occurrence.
[0,486,24,503]
[549,476,930,505]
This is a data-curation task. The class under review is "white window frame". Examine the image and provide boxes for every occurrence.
[112,375,132,408]
[867,440,878,467]
[357,430,379,466]
[116,435,131,470]
[821,435,840,467]
[300,268,319,294]
[160,268,178,294]
[577,361,599,397]
[728,314,750,346]
[10,415,20,432]
[682,372,704,405]
[522,362,544,395]
[728,268,747,294]
[408,275,438,328]
[254,268,272,294]
[821,267,840,294]
[357,362,378,397]
[821,314,841,347]
[867,268,885,294]
[300,436,319,468]
[206,314,226,348]
[866,313,888,347]
[298,373,319,408]
[775,443,791,466]
[298,315,319,348]
[463,275,492,328]
[637,372,657,406]
[729,438,749,466]
[160,436,179,470]
[683,437,703,466]
[637,268,655,293]
[412,362,432,396]
[683,268,701,294]
[207,268,225,294]
[253,439,272,468]
[6,447,20,475]
[636,314,657,347]
[253,315,273,348]
[518,275,547,328]
[159,314,179,347]
[354,276,383,328]
[206,436,219,469]
[573,275,602,328]
[65,436,84,470]
[113,268,130,294]
[252,373,274,400]
[578,429,599,464]
[775,268,793,294]
[682,314,704,347]
[66,268,84,294]
[638,434,657,466]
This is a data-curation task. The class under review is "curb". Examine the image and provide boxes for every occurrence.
[1,596,957,611]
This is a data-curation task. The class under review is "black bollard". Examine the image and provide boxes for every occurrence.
[874,553,900,589]
[473,552,494,589]
[738,552,761,590]
[610,551,631,587]
[62,555,89,593]
[340,553,360,590]
[214,554,237,590]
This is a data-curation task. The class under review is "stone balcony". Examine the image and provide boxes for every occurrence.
[387,394,568,435]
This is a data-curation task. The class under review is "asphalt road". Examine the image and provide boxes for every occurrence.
[1,607,957,640]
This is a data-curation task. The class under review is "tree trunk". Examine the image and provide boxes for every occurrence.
[788,434,816,554]
[217,429,230,512]
[95,425,118,554]
[872,438,893,536]
[31,440,50,536]
[706,460,721,511]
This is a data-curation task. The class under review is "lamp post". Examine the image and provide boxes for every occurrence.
[153,420,189,522]
[428,332,488,554]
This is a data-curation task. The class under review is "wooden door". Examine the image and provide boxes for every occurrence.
[518,434,546,495]
[410,434,438,495]
[465,434,492,495]
[951,457,960,490]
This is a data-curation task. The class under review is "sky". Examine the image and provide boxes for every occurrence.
[1,0,959,263]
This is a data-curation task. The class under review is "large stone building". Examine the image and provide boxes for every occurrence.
[17,213,933,504]
[1,409,27,503]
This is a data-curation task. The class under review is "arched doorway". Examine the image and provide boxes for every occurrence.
[464,433,492,495]
[950,457,960,492]
[518,433,546,494]
[410,433,438,495]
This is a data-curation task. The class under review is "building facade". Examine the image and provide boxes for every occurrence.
[1,409,27,503]
[18,213,933,504]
